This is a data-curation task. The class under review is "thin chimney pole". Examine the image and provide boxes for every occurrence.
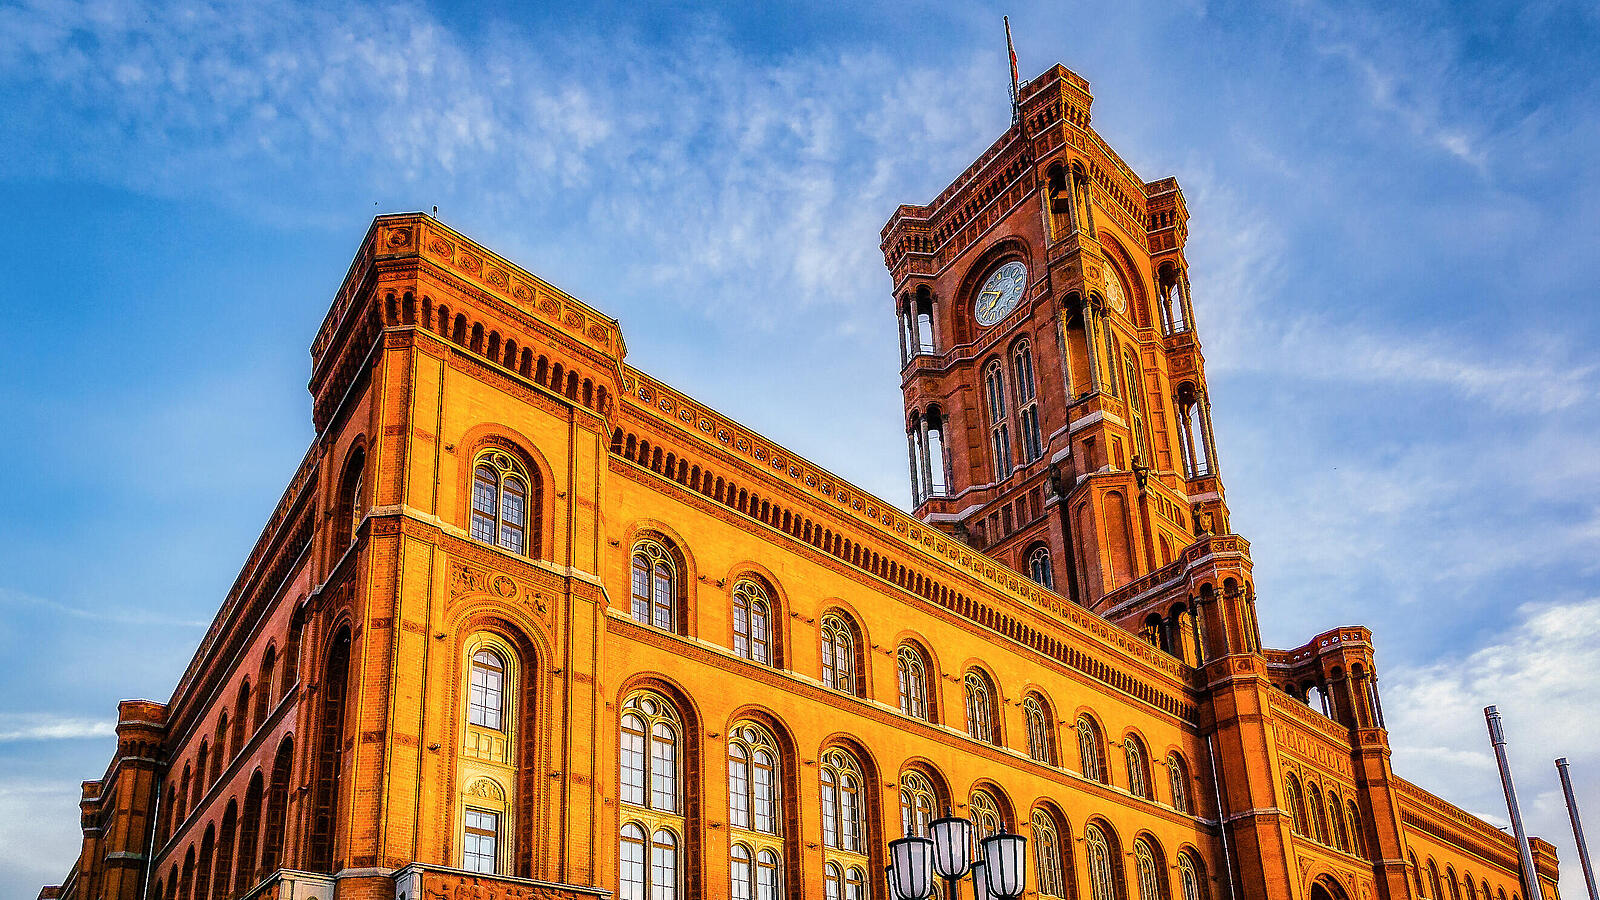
[1485,706,1544,900]
[1557,757,1599,900]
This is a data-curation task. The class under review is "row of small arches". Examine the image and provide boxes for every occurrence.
[608,439,1199,723]
[1408,849,1523,900]
[1282,772,1367,859]
[379,289,610,415]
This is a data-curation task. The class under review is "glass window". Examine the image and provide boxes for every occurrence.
[1178,852,1204,900]
[1027,545,1055,590]
[632,540,677,630]
[964,672,995,744]
[1169,753,1190,813]
[621,692,680,813]
[467,649,506,730]
[1024,695,1054,765]
[970,790,1002,840]
[1086,824,1117,900]
[729,723,781,835]
[1126,736,1150,799]
[732,580,773,665]
[1032,810,1067,899]
[1135,839,1161,900]
[899,771,937,837]
[897,645,929,720]
[984,360,1013,476]
[1078,716,1105,783]
[651,830,678,900]
[462,808,499,873]
[620,823,648,900]
[1014,342,1043,462]
[732,844,754,900]
[820,748,865,853]
[470,450,534,556]
[820,615,856,693]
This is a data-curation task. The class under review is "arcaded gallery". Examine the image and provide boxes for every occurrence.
[40,64,1560,900]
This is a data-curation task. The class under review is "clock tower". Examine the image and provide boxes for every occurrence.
[882,64,1231,616]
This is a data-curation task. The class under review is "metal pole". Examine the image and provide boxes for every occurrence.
[1557,758,1599,900]
[1485,707,1544,900]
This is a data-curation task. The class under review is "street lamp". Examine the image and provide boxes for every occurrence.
[888,813,1028,900]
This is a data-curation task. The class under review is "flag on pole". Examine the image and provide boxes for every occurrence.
[1005,15,1021,127]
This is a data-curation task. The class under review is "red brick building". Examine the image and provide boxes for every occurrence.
[41,63,1559,900]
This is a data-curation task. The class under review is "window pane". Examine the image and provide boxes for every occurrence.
[753,749,776,833]
[653,564,674,630]
[620,714,647,806]
[731,845,753,900]
[620,824,647,900]
[468,650,504,730]
[651,831,677,900]
[820,772,838,848]
[463,809,499,873]
[471,466,498,543]
[632,556,652,624]
[651,723,677,812]
[729,745,751,829]
[756,850,779,900]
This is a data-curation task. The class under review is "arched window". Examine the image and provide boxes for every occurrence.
[820,748,866,854]
[728,722,781,834]
[730,844,781,900]
[340,449,365,547]
[1135,839,1162,900]
[620,823,679,900]
[1178,851,1206,900]
[1024,695,1054,765]
[1123,348,1149,464]
[983,359,1013,477]
[631,540,677,631]
[1328,792,1348,850]
[732,580,773,665]
[1027,545,1055,590]
[1428,860,1443,899]
[964,671,997,744]
[1077,716,1106,783]
[1085,823,1119,900]
[897,644,931,721]
[1013,341,1043,461]
[1446,867,1462,900]
[1168,753,1190,814]
[620,692,681,813]
[1346,800,1365,857]
[899,771,937,837]
[970,789,1003,840]
[820,614,857,694]
[1306,784,1327,843]
[824,863,868,900]
[470,449,532,555]
[1284,775,1306,835]
[1125,735,1151,799]
[467,649,506,730]
[1031,809,1068,899]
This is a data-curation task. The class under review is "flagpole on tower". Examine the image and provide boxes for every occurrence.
[1004,16,1022,129]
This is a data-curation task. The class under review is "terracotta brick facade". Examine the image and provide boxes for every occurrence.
[41,62,1558,900]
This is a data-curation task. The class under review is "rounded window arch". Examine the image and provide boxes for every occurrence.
[820,613,860,696]
[1031,807,1071,899]
[964,670,998,744]
[1012,339,1043,462]
[1023,693,1055,765]
[727,721,782,835]
[467,647,508,731]
[731,579,776,666]
[1284,774,1307,835]
[970,788,1005,840]
[631,538,680,632]
[896,642,934,722]
[1026,543,1055,590]
[982,358,1014,478]
[470,448,537,556]
[1168,752,1192,814]
[898,769,940,838]
[1125,733,1152,799]
[338,446,366,548]
[1085,822,1122,900]
[620,691,682,813]
[621,822,680,899]
[819,747,866,853]
[1177,850,1207,900]
[1134,837,1165,900]
[1077,715,1107,783]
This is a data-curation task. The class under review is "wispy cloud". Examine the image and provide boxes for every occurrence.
[0,715,116,743]
[0,588,208,629]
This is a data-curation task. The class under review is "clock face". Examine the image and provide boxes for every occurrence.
[973,260,1028,327]
[1103,269,1128,314]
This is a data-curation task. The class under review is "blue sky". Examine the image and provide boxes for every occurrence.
[2,0,1597,893]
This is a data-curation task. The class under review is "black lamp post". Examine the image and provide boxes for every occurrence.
[887,813,1027,900]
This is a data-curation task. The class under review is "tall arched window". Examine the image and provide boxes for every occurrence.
[1134,839,1162,900]
[470,450,532,555]
[1346,800,1365,857]
[1077,716,1106,783]
[1168,753,1190,814]
[1306,784,1327,843]
[732,580,773,665]
[970,789,1003,840]
[1031,809,1068,899]
[630,540,677,631]
[964,671,997,744]
[823,862,868,900]
[467,649,506,730]
[899,771,937,837]
[730,843,780,900]
[1085,823,1119,900]
[896,645,930,721]
[820,748,865,853]
[1024,695,1054,765]
[1123,349,1149,464]
[620,692,683,900]
[1177,851,1205,900]
[1027,545,1055,590]
[340,449,365,547]
[1328,793,1348,851]
[1125,735,1151,799]
[1283,775,1306,835]
[1013,341,1043,462]
[983,360,1013,477]
[820,614,856,694]
[728,722,782,899]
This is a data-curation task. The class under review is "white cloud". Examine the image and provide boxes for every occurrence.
[1384,598,1600,888]
[0,715,116,743]
[0,779,84,891]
